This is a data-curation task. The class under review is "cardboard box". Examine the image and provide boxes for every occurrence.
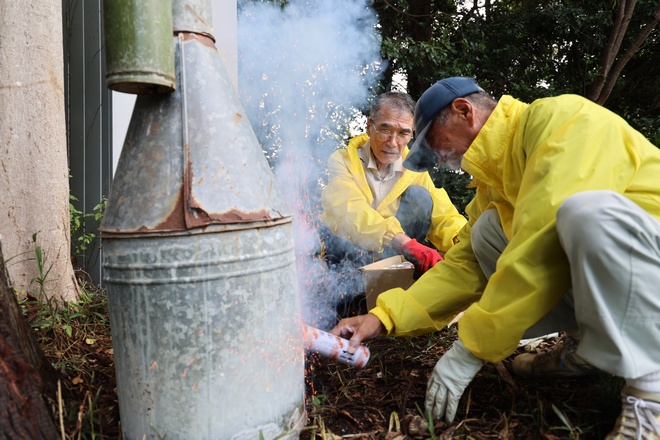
[360,255,415,310]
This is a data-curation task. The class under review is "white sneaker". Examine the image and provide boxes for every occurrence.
[605,386,660,439]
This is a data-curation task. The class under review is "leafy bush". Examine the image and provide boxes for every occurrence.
[69,195,106,264]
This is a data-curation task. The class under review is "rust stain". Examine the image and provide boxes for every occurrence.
[183,141,198,229]
[234,113,242,126]
[183,142,279,227]
[153,186,186,231]
[185,204,277,228]
[178,32,215,48]
[106,142,284,231]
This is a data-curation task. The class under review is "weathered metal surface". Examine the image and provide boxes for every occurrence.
[103,225,305,439]
[103,0,175,94]
[173,0,214,40]
[100,33,290,233]
[100,1,305,438]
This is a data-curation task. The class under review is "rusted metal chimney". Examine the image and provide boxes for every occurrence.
[100,1,305,438]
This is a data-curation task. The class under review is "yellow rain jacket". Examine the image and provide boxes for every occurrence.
[371,95,660,363]
[321,134,467,253]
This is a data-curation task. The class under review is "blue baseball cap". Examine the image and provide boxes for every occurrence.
[404,77,484,172]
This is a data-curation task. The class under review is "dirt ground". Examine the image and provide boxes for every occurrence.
[303,329,623,439]
[34,292,624,439]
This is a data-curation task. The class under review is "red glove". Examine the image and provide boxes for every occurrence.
[400,239,443,279]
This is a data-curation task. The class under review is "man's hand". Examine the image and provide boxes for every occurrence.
[400,238,443,279]
[425,339,485,422]
[329,314,384,354]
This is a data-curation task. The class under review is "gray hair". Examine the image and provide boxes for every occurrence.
[369,91,416,122]
[433,91,497,127]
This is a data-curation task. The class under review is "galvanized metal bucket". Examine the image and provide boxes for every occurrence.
[103,225,304,438]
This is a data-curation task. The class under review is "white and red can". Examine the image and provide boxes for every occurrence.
[302,325,370,368]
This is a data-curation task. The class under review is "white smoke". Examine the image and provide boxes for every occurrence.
[238,0,385,330]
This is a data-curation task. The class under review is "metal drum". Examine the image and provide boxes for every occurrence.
[103,225,304,439]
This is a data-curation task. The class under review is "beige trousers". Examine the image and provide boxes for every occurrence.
[471,190,660,379]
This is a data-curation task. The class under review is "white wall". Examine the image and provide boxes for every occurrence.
[111,91,136,172]
[112,1,237,174]
[213,1,238,89]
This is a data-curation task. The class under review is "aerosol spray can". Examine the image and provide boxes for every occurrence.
[303,325,370,368]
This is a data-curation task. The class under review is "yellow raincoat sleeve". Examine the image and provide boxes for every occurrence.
[459,95,646,363]
[370,198,487,336]
[320,144,405,252]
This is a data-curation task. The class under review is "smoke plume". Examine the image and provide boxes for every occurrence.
[238,0,385,329]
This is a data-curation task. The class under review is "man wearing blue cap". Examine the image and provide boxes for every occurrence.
[330,77,660,438]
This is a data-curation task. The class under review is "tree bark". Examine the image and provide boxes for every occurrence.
[0,1,80,302]
[587,0,660,104]
[593,1,660,104]
[0,240,59,439]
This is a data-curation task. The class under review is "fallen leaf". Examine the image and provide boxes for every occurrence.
[439,425,458,439]
[384,433,408,440]
[406,415,429,436]
[494,361,518,390]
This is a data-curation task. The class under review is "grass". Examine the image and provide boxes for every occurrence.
[22,284,119,439]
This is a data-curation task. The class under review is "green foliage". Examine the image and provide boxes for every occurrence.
[311,393,328,408]
[551,403,583,438]
[28,232,55,301]
[24,284,116,438]
[373,0,659,205]
[64,387,104,440]
[373,0,659,141]
[24,285,106,344]
[70,195,107,263]
[375,0,468,94]
[429,168,475,216]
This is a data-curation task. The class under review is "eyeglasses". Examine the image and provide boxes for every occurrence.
[370,120,413,143]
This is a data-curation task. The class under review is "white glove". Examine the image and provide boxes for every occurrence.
[425,339,485,422]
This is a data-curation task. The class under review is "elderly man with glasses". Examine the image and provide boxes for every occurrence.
[319,91,467,284]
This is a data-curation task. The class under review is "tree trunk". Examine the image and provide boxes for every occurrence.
[407,0,433,98]
[0,1,80,302]
[587,0,660,104]
[0,240,59,439]
[593,1,660,105]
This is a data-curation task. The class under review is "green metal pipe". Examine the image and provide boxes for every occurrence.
[103,0,175,94]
